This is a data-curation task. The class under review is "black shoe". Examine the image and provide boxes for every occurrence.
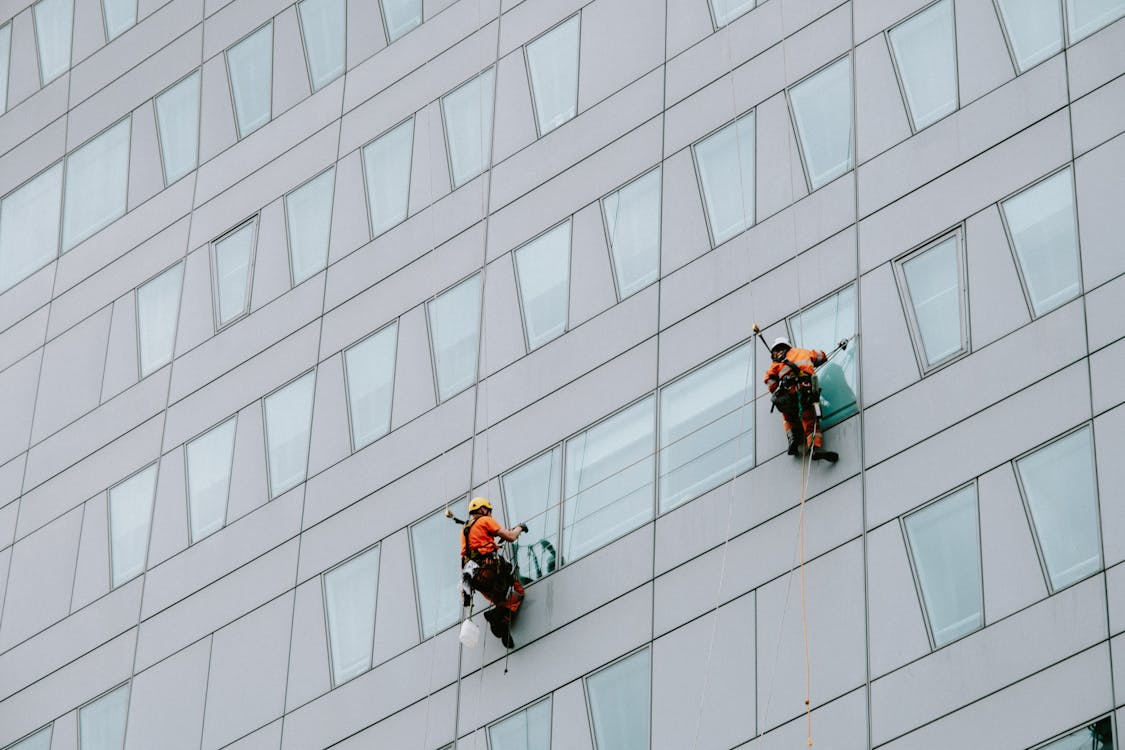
[500,627,515,649]
[811,449,838,463]
[787,440,800,456]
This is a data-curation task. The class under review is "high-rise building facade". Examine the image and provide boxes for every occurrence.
[0,0,1122,747]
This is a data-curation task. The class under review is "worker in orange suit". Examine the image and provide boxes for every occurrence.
[460,497,528,648]
[764,337,838,463]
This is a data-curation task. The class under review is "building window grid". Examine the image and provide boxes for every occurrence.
[297,0,346,91]
[488,696,553,750]
[134,260,185,378]
[284,166,337,287]
[786,54,854,193]
[360,116,415,241]
[102,0,138,42]
[523,13,582,138]
[512,218,573,352]
[599,165,662,302]
[690,111,756,249]
[708,0,756,29]
[321,542,381,687]
[583,646,652,750]
[884,0,960,133]
[2,726,52,750]
[440,67,496,189]
[409,497,469,639]
[425,272,483,403]
[107,463,158,588]
[183,416,238,544]
[380,0,423,44]
[210,217,260,330]
[0,160,65,294]
[262,369,317,499]
[32,0,74,87]
[62,116,132,253]
[153,70,202,187]
[994,0,1125,73]
[225,21,274,139]
[342,319,400,453]
[77,681,130,750]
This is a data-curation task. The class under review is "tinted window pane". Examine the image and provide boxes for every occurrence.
[362,118,413,237]
[213,221,255,326]
[1001,168,1081,316]
[79,685,129,750]
[710,0,754,26]
[103,0,136,40]
[1017,427,1102,590]
[381,0,421,41]
[526,16,580,134]
[901,235,965,367]
[345,323,397,450]
[8,728,51,750]
[602,168,660,299]
[1037,717,1114,749]
[109,466,156,586]
[428,274,481,401]
[0,163,63,293]
[788,286,857,427]
[227,24,273,137]
[264,372,316,497]
[1,23,12,112]
[694,112,755,245]
[502,448,561,583]
[33,0,72,84]
[563,397,654,562]
[995,0,1063,71]
[1066,0,1125,41]
[154,72,200,185]
[904,485,983,646]
[790,56,853,189]
[186,418,236,543]
[286,168,335,284]
[515,221,571,350]
[411,504,463,638]
[587,649,650,750]
[298,0,345,89]
[489,698,551,750]
[659,344,754,512]
[888,0,958,130]
[324,546,380,684]
[137,262,183,377]
[63,118,130,251]
[442,69,494,187]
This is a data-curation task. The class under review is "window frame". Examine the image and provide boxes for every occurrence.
[359,115,415,240]
[342,319,400,453]
[283,165,337,287]
[1030,713,1116,749]
[408,497,470,640]
[439,67,496,189]
[425,271,483,403]
[992,0,1065,74]
[512,218,574,352]
[77,681,131,750]
[785,282,859,429]
[379,0,423,44]
[707,0,756,29]
[152,69,202,188]
[690,109,756,249]
[134,260,184,378]
[209,216,260,330]
[885,0,961,134]
[101,0,138,42]
[1,22,13,114]
[320,542,382,687]
[583,646,652,750]
[32,0,74,87]
[487,695,553,750]
[261,368,318,499]
[183,415,238,545]
[599,165,662,302]
[2,726,52,750]
[500,445,563,585]
[296,0,347,91]
[62,115,132,253]
[0,159,65,293]
[892,226,970,375]
[107,463,158,588]
[786,53,854,193]
[522,12,582,138]
[224,21,274,139]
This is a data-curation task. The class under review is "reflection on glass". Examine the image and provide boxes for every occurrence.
[264,371,316,497]
[563,397,654,563]
[900,234,966,368]
[227,23,273,137]
[995,0,1063,71]
[345,323,398,450]
[381,0,422,42]
[526,15,580,134]
[0,163,63,293]
[155,72,201,185]
[789,56,853,190]
[186,418,236,543]
[62,118,131,251]
[286,168,335,284]
[515,221,571,350]
[109,465,157,587]
[33,0,73,84]
[411,503,464,638]
[136,262,183,377]
[213,221,256,327]
[586,649,651,750]
[442,69,495,187]
[1066,0,1125,42]
[659,344,754,512]
[888,0,958,130]
[602,168,660,299]
[362,118,414,237]
[503,448,561,583]
[298,0,345,89]
[1001,168,1081,316]
[1036,716,1113,749]
[103,0,136,40]
[694,112,755,246]
[427,274,482,401]
[489,698,552,750]
[1016,427,1102,591]
[904,485,983,646]
[79,684,129,750]
[788,285,857,427]
[324,546,380,684]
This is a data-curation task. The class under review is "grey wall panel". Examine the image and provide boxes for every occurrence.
[658,149,711,276]
[866,522,930,679]
[70,491,111,611]
[51,711,76,750]
[128,102,165,211]
[1068,15,1125,99]
[221,719,281,750]
[0,306,49,375]
[652,592,756,750]
[389,305,437,429]
[326,150,368,266]
[853,0,931,42]
[405,102,453,220]
[0,266,54,338]
[1076,133,1125,290]
[870,576,1108,745]
[480,253,527,377]
[198,52,238,165]
[496,0,580,56]
[345,0,385,71]
[965,204,1031,349]
[1094,404,1125,567]
[1091,337,1125,415]
[71,0,106,64]
[736,686,867,750]
[173,245,214,357]
[125,636,211,750]
[656,283,754,387]
[755,92,811,220]
[664,0,713,59]
[226,401,269,524]
[4,11,40,111]
[146,447,189,569]
[307,354,349,477]
[0,350,42,466]
[858,263,918,407]
[855,35,911,164]
[577,0,663,112]
[567,202,617,327]
[953,0,1015,105]
[783,3,853,81]
[283,579,331,712]
[550,679,593,750]
[324,685,456,750]
[30,306,113,444]
[249,200,291,313]
[370,530,419,665]
[978,465,1049,623]
[271,8,312,117]
[0,492,16,547]
[1107,563,1124,635]
[0,117,65,197]
[100,294,141,403]
[1072,74,1125,156]
[202,0,290,59]
[1113,635,1125,707]
[0,544,8,623]
[492,49,535,164]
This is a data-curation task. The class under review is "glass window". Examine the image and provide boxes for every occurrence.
[427,274,482,401]
[602,168,660,300]
[62,118,131,251]
[1,23,12,112]
[381,0,421,42]
[102,0,136,40]
[154,71,201,186]
[442,68,495,188]
[888,0,958,130]
[525,15,580,135]
[185,417,236,543]
[1000,168,1081,317]
[362,118,414,238]
[109,466,156,587]
[79,684,129,750]
[226,23,273,138]
[489,698,552,750]
[502,448,561,584]
[789,56,853,190]
[33,0,72,85]
[323,545,380,685]
[298,0,345,90]
[212,220,256,327]
[1035,716,1114,749]
[514,221,571,350]
[693,111,755,246]
[995,0,1063,71]
[285,167,335,285]
[0,163,63,293]
[1066,0,1125,41]
[710,0,755,27]
[136,262,183,377]
[5,727,51,750]
[410,503,464,638]
[903,484,983,647]
[345,322,398,451]
[263,371,316,498]
[787,285,857,428]
[1016,426,1102,591]
[586,649,651,750]
[659,344,754,513]
[563,397,655,563]
[897,233,968,370]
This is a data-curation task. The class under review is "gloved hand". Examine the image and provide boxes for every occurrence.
[838,338,848,350]
[518,523,530,533]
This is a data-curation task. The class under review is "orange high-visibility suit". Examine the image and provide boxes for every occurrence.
[764,347,828,449]
[462,515,524,614]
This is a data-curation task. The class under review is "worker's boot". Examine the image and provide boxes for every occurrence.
[786,432,801,456]
[484,608,504,638]
[811,448,838,463]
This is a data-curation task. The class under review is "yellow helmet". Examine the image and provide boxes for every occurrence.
[468,497,492,513]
